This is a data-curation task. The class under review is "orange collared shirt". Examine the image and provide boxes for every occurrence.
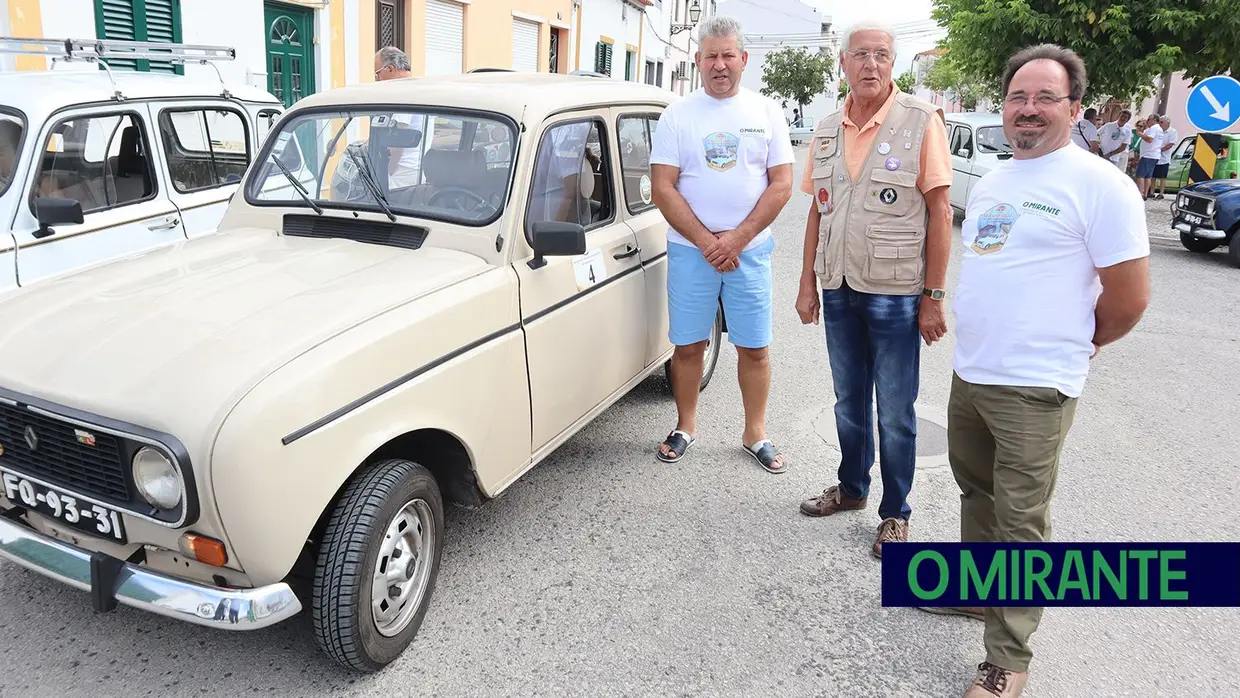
[800,81,952,195]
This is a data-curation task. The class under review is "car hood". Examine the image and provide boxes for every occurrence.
[0,227,488,448]
[1184,179,1240,196]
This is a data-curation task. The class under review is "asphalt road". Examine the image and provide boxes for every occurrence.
[3,146,1239,697]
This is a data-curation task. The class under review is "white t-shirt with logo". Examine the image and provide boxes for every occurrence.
[1070,119,1098,151]
[1159,127,1179,165]
[1138,124,1164,160]
[649,87,795,250]
[953,144,1150,398]
[1097,122,1133,166]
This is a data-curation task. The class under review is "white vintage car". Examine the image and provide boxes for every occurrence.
[944,111,1012,213]
[0,72,724,672]
[0,38,284,296]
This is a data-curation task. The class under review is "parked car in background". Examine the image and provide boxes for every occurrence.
[944,112,1012,214]
[1161,133,1240,194]
[1171,176,1240,267]
[789,116,813,145]
[0,72,724,674]
[0,38,283,297]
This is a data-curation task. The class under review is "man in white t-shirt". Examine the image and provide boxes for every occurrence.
[1134,113,1164,199]
[1096,109,1134,171]
[649,15,795,472]
[929,45,1150,698]
[1153,115,1178,199]
[374,47,423,189]
[1069,107,1100,153]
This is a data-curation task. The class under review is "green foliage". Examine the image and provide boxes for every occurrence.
[838,79,850,101]
[922,54,989,111]
[895,70,917,93]
[759,46,836,112]
[929,0,1240,105]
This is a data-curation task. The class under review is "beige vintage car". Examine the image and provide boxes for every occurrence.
[0,73,725,672]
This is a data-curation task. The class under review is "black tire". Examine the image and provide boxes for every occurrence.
[1180,232,1220,253]
[312,459,444,673]
[663,305,722,394]
[1229,232,1240,269]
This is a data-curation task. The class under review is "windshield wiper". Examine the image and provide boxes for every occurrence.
[269,151,322,215]
[344,148,397,222]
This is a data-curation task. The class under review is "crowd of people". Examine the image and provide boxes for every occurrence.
[1071,106,1180,199]
[650,15,1150,698]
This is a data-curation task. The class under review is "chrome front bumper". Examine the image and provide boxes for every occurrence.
[1174,221,1226,239]
[0,512,301,630]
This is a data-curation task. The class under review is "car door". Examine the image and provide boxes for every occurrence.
[151,100,255,239]
[513,110,647,453]
[12,105,187,287]
[949,123,975,211]
[0,232,15,295]
[1166,136,1195,192]
[613,106,673,369]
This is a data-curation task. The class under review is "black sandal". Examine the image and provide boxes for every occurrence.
[744,440,787,474]
[657,429,695,463]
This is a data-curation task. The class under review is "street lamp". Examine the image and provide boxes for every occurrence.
[670,1,701,35]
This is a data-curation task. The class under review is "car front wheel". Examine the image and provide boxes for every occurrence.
[1180,232,1220,253]
[312,459,444,673]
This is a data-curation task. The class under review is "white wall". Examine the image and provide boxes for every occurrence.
[179,0,267,89]
[579,0,644,80]
[0,0,12,72]
[38,0,95,71]
[717,0,834,122]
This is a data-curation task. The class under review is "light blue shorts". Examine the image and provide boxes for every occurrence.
[667,234,775,349]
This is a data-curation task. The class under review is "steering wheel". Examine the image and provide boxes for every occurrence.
[428,186,490,211]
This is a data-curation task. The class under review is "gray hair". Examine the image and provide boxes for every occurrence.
[840,19,896,55]
[376,46,410,71]
[697,15,745,51]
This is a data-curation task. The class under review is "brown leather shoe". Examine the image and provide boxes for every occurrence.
[919,606,985,621]
[963,662,1028,697]
[871,517,908,558]
[799,485,867,517]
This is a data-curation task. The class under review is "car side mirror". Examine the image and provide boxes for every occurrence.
[528,221,586,269]
[957,147,972,159]
[33,197,84,239]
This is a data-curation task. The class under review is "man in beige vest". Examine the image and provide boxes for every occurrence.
[793,20,954,558]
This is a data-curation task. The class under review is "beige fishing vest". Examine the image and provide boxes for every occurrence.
[808,92,942,295]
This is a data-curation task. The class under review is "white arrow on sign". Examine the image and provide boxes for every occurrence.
[1201,85,1231,122]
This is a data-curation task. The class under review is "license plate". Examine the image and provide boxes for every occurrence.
[1,469,127,543]
[1182,213,1204,225]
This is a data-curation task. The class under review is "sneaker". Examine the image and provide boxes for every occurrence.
[799,484,867,517]
[963,662,1029,697]
[872,517,908,558]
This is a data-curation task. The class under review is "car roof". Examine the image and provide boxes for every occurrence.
[289,72,675,124]
[0,69,281,122]
[943,111,1002,126]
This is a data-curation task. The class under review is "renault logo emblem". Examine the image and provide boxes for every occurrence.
[24,426,38,451]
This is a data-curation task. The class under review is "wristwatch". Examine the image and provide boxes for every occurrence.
[922,288,946,301]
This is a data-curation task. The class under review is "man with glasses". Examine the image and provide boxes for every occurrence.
[373,46,422,189]
[927,45,1149,697]
[795,20,953,559]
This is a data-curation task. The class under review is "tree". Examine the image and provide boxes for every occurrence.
[759,46,835,115]
[838,79,849,102]
[930,0,1240,106]
[895,70,917,94]
[922,53,988,111]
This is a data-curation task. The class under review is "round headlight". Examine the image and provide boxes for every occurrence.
[132,447,182,510]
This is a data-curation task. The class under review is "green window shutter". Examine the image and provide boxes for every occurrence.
[594,42,614,76]
[94,0,184,74]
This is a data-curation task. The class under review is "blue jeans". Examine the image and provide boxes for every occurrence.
[821,284,921,521]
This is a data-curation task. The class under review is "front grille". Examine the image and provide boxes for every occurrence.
[0,402,130,501]
[1181,194,1214,217]
[283,214,428,250]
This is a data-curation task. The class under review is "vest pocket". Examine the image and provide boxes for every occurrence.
[862,168,919,217]
[865,227,924,283]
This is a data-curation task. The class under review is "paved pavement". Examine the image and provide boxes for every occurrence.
[2,146,1239,697]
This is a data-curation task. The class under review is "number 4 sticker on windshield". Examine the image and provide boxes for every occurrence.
[572,249,608,292]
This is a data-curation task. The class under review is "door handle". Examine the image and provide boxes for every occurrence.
[148,217,181,231]
[613,244,641,260]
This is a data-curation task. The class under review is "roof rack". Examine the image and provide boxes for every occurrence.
[0,36,237,100]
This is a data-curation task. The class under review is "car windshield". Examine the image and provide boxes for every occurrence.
[976,126,1013,154]
[0,112,23,196]
[246,108,516,226]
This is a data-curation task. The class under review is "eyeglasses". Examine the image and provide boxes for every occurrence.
[1004,92,1072,108]
[845,49,893,64]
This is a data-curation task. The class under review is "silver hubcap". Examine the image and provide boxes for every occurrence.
[371,499,435,637]
[701,316,720,381]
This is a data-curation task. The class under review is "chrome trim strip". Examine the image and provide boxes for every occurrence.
[0,514,301,630]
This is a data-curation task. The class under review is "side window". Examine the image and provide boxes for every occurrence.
[526,119,615,235]
[617,113,656,213]
[951,125,973,155]
[1172,137,1194,161]
[256,109,281,147]
[158,108,251,193]
[34,112,155,215]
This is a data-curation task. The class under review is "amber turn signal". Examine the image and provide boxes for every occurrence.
[180,533,228,567]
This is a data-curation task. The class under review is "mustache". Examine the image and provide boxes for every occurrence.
[1014,117,1047,127]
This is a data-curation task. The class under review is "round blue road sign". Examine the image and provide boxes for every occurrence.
[1185,75,1240,134]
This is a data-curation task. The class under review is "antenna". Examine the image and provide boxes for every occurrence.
[0,36,237,100]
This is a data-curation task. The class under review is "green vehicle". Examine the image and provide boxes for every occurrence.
[1163,133,1240,193]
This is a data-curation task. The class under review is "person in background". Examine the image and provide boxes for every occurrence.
[1126,117,1145,180]
[1097,109,1134,172]
[374,46,423,190]
[1152,115,1178,199]
[927,44,1150,697]
[1134,113,1164,199]
[1070,107,1100,154]
[794,19,953,558]
[649,15,795,473]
